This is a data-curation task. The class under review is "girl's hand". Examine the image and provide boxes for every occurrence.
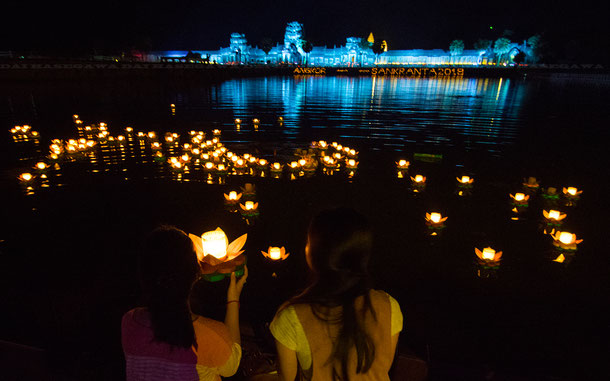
[227,266,248,302]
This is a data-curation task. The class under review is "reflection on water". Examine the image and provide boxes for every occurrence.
[210,76,524,152]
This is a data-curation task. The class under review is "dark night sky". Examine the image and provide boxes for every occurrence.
[2,0,608,61]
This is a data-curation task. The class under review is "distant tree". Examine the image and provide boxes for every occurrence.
[527,34,547,64]
[185,51,201,61]
[449,39,464,56]
[474,39,492,53]
[372,41,385,64]
[260,38,273,64]
[502,29,514,38]
[302,40,313,65]
[494,37,512,63]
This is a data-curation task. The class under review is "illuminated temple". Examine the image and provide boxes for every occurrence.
[153,22,486,66]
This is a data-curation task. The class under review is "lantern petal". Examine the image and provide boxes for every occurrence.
[440,217,448,222]
[543,210,549,218]
[475,248,483,260]
[494,251,503,261]
[227,233,247,256]
[189,233,205,261]
[261,250,270,258]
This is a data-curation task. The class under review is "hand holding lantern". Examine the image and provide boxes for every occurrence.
[189,228,247,281]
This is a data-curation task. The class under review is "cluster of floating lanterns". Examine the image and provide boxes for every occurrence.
[10,125,40,142]
[393,161,584,274]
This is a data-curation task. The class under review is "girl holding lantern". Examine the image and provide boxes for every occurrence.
[270,208,403,381]
[121,226,248,381]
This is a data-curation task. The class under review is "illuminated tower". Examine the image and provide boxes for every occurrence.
[283,21,305,64]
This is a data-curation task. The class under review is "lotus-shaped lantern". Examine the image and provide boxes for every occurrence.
[411,174,426,183]
[457,176,474,186]
[396,160,410,170]
[346,159,358,169]
[475,247,503,268]
[257,159,268,169]
[510,193,530,206]
[270,162,283,173]
[189,228,247,281]
[18,172,33,182]
[551,231,583,251]
[425,212,448,226]
[562,187,582,199]
[523,177,540,191]
[542,187,559,201]
[239,201,260,217]
[234,118,241,124]
[213,129,221,136]
[543,210,567,225]
[240,183,256,197]
[224,191,243,204]
[261,246,290,261]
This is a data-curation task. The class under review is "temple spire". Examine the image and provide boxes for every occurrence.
[367,32,375,44]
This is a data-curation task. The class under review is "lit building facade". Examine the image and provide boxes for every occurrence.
[153,21,486,66]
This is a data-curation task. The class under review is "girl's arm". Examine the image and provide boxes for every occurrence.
[275,339,298,381]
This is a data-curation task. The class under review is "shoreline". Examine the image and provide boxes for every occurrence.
[0,60,607,81]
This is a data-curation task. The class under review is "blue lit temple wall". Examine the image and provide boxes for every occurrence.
[152,22,487,66]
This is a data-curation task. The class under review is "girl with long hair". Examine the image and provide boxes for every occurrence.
[270,207,403,381]
[122,225,248,381]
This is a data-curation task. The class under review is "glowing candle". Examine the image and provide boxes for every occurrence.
[298,159,306,166]
[514,193,525,201]
[549,210,560,220]
[482,247,496,260]
[205,162,214,169]
[430,213,441,223]
[273,162,281,170]
[559,232,575,245]
[229,191,237,200]
[259,159,267,166]
[217,163,226,171]
[201,230,228,259]
[269,247,281,260]
[566,187,578,196]
[460,176,470,183]
[415,175,424,182]
[19,173,33,181]
[347,159,356,167]
[36,162,47,170]
[245,201,254,210]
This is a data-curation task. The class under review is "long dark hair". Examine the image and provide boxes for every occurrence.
[287,207,376,380]
[138,225,200,349]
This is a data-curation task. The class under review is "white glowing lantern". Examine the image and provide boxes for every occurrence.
[253,118,260,124]
[430,213,441,223]
[414,175,424,183]
[19,173,33,181]
[269,247,281,260]
[258,159,267,166]
[201,230,228,259]
[213,129,221,135]
[245,201,254,210]
[514,193,525,201]
[319,140,328,148]
[290,161,298,169]
[298,159,307,166]
[125,127,133,133]
[229,191,238,200]
[397,160,410,169]
[235,118,241,124]
[36,162,47,170]
[559,232,576,245]
[482,248,496,260]
[217,163,226,171]
[205,162,214,170]
[457,176,473,184]
[551,231,582,250]
[272,162,282,171]
[543,210,567,221]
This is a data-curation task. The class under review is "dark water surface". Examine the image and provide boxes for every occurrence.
[1,76,609,380]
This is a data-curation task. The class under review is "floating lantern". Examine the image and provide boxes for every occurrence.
[543,209,567,228]
[258,158,268,167]
[289,161,299,169]
[216,163,227,172]
[35,162,47,170]
[270,162,283,173]
[213,129,221,136]
[147,132,156,139]
[204,162,214,170]
[240,201,260,217]
[425,212,447,225]
[18,173,33,182]
[411,175,426,183]
[262,246,290,261]
[278,116,284,122]
[224,191,243,204]
[551,231,582,251]
[348,149,357,157]
[563,187,582,198]
[523,177,540,191]
[240,183,256,197]
[318,140,328,149]
[475,247,503,268]
[235,118,241,125]
[346,159,358,169]
[510,192,530,205]
[298,159,307,167]
[396,160,410,169]
[189,228,247,281]
[457,176,474,186]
